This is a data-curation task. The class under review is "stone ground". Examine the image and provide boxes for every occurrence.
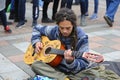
[0,0,120,80]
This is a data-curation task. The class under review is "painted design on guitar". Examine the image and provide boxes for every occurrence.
[24,36,63,67]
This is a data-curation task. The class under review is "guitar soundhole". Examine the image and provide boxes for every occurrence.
[45,47,52,54]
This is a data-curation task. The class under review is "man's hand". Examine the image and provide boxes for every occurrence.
[35,42,43,53]
[64,49,74,64]
[82,52,104,63]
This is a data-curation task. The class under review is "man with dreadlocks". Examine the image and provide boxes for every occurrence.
[30,8,104,80]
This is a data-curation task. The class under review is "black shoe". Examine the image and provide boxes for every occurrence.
[104,16,113,27]
[41,18,54,23]
[16,21,25,28]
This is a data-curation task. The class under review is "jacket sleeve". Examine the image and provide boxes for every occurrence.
[31,24,55,46]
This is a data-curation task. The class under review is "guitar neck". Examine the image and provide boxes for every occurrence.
[45,47,77,57]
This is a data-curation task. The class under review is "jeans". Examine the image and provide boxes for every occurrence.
[105,0,120,21]
[39,0,44,7]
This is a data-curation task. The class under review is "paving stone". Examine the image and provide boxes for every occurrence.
[13,42,30,53]
[92,46,117,54]
[0,54,30,80]
[0,45,23,57]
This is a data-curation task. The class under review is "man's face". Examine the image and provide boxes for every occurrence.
[58,20,73,37]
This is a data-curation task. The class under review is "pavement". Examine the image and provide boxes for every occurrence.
[0,0,120,80]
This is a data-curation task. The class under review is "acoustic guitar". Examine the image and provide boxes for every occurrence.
[24,36,104,67]
[24,36,64,67]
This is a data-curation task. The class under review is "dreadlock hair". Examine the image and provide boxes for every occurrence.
[55,8,77,50]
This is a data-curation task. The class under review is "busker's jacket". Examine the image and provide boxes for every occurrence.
[31,24,89,74]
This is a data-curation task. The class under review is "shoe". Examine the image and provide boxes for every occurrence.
[80,15,87,26]
[90,13,98,20]
[104,16,113,27]
[16,21,25,28]
[42,18,54,23]
[4,26,12,33]
[32,20,37,27]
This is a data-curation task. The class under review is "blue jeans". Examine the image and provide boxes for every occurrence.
[39,0,43,7]
[105,0,120,21]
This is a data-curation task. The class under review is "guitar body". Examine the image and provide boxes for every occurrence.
[24,36,63,67]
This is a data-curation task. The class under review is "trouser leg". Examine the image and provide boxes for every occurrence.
[52,0,60,20]
[42,1,49,18]
[31,61,67,80]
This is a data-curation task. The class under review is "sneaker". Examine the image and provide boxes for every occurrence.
[16,21,25,28]
[4,26,12,33]
[104,16,113,27]
[32,20,37,27]
[90,13,98,20]
[80,15,87,26]
[41,18,54,23]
